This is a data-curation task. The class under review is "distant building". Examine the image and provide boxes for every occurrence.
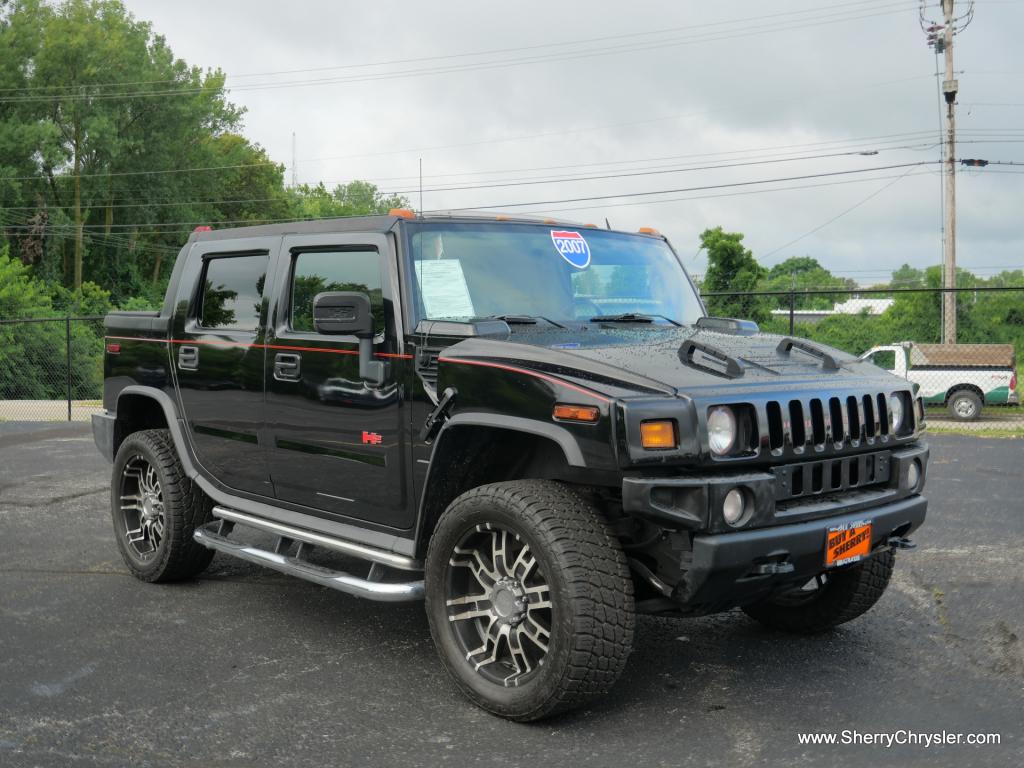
[771,297,894,325]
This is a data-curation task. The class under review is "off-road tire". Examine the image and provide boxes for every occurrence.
[742,550,895,634]
[425,480,635,721]
[947,388,982,421]
[111,429,214,582]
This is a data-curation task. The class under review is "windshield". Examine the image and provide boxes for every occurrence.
[407,222,703,326]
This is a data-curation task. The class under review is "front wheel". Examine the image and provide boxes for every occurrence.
[425,481,634,721]
[947,389,982,421]
[742,550,895,634]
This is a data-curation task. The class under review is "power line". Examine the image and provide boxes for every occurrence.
[760,167,919,259]
[0,144,944,211]
[0,2,921,104]
[430,162,940,211]
[0,0,916,96]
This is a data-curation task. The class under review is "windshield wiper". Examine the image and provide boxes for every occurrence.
[589,312,682,327]
[484,314,566,329]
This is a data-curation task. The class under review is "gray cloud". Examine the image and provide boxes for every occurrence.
[124,0,1023,281]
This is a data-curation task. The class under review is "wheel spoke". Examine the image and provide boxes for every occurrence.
[504,628,532,685]
[524,583,551,610]
[491,529,506,575]
[511,544,537,580]
[451,545,498,589]
[466,617,506,670]
[519,615,550,653]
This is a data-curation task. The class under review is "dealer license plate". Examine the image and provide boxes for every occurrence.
[825,520,872,568]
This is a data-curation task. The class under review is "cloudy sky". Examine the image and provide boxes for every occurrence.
[122,0,1023,283]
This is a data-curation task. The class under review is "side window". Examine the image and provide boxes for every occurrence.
[290,249,384,335]
[870,350,897,371]
[199,254,268,331]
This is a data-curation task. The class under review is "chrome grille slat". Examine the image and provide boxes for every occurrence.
[762,390,903,457]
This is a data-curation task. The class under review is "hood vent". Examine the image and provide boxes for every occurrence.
[776,337,843,371]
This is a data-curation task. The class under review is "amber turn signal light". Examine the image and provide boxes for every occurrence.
[640,419,678,449]
[553,404,600,423]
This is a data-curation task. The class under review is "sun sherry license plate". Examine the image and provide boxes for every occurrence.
[825,520,872,568]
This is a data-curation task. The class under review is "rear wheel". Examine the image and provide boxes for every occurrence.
[947,389,982,421]
[742,550,895,634]
[425,480,634,721]
[111,429,214,582]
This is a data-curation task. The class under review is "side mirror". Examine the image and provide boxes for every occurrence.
[312,291,384,385]
[313,291,374,337]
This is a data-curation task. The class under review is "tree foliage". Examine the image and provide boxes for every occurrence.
[0,0,408,308]
[760,255,857,309]
[699,226,768,323]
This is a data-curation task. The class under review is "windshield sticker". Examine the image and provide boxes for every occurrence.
[415,259,476,319]
[550,230,591,269]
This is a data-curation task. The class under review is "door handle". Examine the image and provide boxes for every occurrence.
[178,345,199,370]
[274,352,301,381]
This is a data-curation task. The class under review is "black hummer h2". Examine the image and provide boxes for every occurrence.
[93,212,928,721]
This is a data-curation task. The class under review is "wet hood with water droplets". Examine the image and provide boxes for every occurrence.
[440,325,895,398]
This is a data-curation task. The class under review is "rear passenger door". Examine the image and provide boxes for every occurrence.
[172,238,277,497]
[264,233,411,529]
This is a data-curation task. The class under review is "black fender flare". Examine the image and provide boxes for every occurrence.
[413,412,587,546]
[113,385,197,475]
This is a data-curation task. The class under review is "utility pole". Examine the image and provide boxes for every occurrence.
[940,0,958,344]
[923,0,975,344]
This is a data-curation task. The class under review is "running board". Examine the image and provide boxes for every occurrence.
[193,521,424,603]
[210,505,421,570]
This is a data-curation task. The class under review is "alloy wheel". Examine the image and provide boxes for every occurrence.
[444,523,552,687]
[119,455,166,559]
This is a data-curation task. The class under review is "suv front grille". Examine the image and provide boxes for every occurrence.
[765,392,893,454]
[773,451,891,507]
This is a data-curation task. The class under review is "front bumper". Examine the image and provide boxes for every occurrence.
[677,494,926,612]
[621,443,928,612]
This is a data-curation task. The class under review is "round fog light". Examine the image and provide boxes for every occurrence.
[723,488,747,527]
[906,459,921,490]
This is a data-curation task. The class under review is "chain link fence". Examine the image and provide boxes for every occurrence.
[700,285,1024,432]
[0,316,105,422]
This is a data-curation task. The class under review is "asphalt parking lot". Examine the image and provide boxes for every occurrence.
[1,425,1021,767]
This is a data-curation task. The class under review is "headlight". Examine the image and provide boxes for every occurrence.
[889,393,905,432]
[707,406,737,456]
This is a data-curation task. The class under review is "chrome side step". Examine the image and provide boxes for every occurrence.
[210,506,421,570]
[193,517,424,603]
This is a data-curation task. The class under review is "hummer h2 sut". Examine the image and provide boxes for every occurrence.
[93,211,928,720]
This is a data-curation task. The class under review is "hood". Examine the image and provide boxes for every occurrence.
[440,326,893,398]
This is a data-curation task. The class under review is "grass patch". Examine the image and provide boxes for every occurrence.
[926,425,1024,438]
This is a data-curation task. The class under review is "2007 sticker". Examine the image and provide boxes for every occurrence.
[550,230,591,269]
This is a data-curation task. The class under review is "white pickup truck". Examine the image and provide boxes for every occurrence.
[860,342,1019,421]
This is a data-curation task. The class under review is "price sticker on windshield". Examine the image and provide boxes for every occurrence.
[550,230,591,269]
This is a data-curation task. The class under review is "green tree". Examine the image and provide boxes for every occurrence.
[699,226,768,323]
[4,0,241,293]
[759,255,856,310]
[285,180,408,220]
[890,263,924,288]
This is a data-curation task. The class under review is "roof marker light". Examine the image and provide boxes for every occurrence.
[389,208,416,219]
